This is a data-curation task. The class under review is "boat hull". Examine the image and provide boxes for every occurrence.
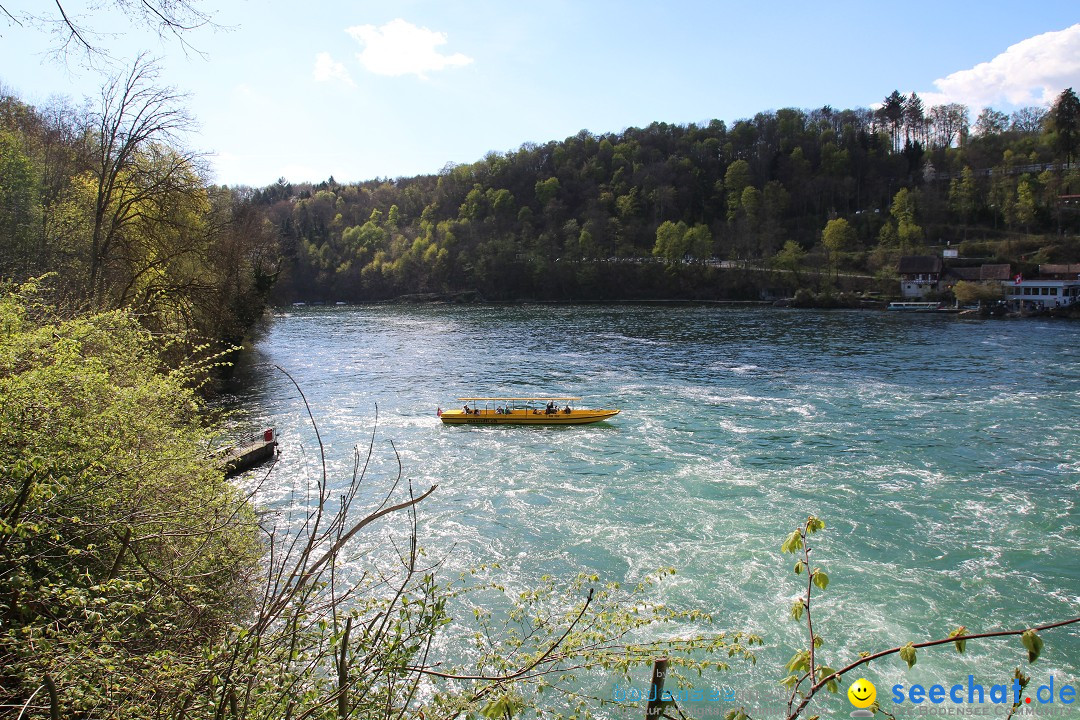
[440,409,619,425]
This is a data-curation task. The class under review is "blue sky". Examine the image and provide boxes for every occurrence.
[2,1,1079,187]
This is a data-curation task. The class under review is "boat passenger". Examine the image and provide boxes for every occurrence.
[563,405,571,414]
[463,404,471,414]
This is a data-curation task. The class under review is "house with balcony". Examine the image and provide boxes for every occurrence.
[898,256,943,298]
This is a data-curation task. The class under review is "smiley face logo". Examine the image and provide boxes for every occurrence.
[847,677,876,709]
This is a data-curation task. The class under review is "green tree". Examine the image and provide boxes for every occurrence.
[953,279,1003,307]
[733,185,763,260]
[877,221,899,248]
[685,223,713,261]
[822,217,855,254]
[948,166,977,237]
[342,213,389,278]
[990,153,1018,230]
[489,188,515,217]
[724,160,752,222]
[652,219,690,262]
[890,187,923,249]
[773,239,807,283]
[615,188,640,220]
[822,217,855,278]
[760,180,790,257]
[577,226,597,258]
[1015,176,1037,233]
[878,90,905,151]
[459,186,486,221]
[904,92,925,146]
[1048,87,1080,163]
[0,129,43,278]
[535,176,560,205]
[1039,169,1065,233]
[740,185,762,226]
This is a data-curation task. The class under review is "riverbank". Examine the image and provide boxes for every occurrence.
[347,287,1078,316]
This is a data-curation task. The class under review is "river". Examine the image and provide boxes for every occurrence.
[228,304,1080,715]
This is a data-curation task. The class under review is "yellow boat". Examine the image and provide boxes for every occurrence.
[438,397,620,425]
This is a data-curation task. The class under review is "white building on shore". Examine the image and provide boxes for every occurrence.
[1004,277,1080,310]
[899,257,1080,310]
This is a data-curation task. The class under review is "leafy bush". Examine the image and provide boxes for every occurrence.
[0,280,260,716]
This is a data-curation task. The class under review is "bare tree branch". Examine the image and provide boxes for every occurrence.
[6,1,220,65]
[403,587,595,682]
[0,3,23,25]
[52,0,91,53]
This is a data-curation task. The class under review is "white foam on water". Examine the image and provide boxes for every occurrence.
[229,306,1080,716]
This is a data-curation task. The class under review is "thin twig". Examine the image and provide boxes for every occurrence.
[404,587,595,681]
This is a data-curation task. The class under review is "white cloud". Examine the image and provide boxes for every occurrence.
[919,24,1080,109]
[346,18,473,78]
[313,52,355,87]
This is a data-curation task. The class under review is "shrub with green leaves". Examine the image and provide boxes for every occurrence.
[0,281,259,716]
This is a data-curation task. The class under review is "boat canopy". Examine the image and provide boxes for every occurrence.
[457,396,581,401]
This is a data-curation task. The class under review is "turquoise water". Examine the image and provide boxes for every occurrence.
[230,305,1080,715]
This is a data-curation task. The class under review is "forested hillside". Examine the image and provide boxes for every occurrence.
[5,74,1079,308]
[0,58,278,353]
[257,89,1080,302]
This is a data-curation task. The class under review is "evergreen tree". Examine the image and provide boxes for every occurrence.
[1048,87,1080,163]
